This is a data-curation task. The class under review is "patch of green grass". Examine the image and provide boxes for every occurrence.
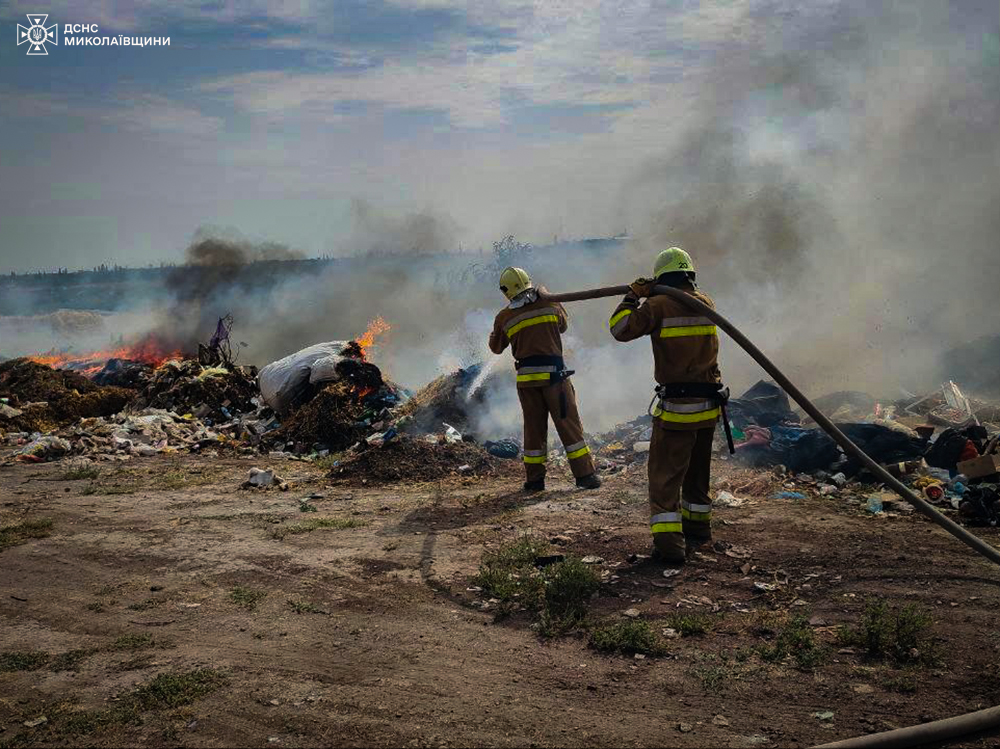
[86,602,105,613]
[0,650,50,672]
[299,502,318,513]
[272,517,368,538]
[57,669,226,737]
[287,600,325,614]
[664,612,715,637]
[472,537,600,635]
[473,536,549,611]
[0,518,53,551]
[539,557,601,635]
[590,619,669,656]
[127,598,164,612]
[109,633,155,650]
[881,671,918,693]
[693,662,728,692]
[229,585,267,610]
[131,669,226,709]
[757,613,828,670]
[49,648,99,672]
[62,466,101,481]
[838,598,937,665]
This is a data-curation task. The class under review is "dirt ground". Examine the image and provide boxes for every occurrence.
[2,451,1000,748]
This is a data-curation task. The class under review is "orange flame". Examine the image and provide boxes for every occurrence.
[29,336,186,376]
[355,317,391,359]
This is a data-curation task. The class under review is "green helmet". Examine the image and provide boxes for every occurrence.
[653,247,695,277]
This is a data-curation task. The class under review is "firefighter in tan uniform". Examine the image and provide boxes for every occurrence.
[489,267,602,493]
[609,247,725,564]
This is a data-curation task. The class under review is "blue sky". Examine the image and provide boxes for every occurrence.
[0,0,787,271]
[1,1,996,273]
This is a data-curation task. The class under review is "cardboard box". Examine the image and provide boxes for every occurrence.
[957,454,1000,480]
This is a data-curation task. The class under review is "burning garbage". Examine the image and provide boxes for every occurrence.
[0,358,133,433]
[132,359,259,424]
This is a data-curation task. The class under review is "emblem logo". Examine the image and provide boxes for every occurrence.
[17,14,58,55]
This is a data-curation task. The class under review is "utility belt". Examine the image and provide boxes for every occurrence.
[649,381,735,454]
[515,355,574,386]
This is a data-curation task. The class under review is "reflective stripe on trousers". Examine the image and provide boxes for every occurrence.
[681,500,712,521]
[564,440,590,460]
[659,316,717,338]
[650,511,682,534]
[523,448,547,464]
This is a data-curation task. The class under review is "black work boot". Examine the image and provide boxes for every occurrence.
[575,473,602,490]
[652,534,686,566]
[523,479,545,493]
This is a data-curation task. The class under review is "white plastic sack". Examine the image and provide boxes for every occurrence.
[308,354,346,386]
[258,341,349,414]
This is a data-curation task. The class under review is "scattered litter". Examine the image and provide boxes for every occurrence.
[772,491,806,500]
[715,490,746,507]
[581,555,605,565]
[622,608,641,619]
[813,711,835,722]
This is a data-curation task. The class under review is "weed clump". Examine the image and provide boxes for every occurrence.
[473,536,600,634]
[229,586,267,610]
[0,650,50,672]
[272,517,367,538]
[839,598,936,664]
[590,620,669,656]
[664,613,715,637]
[0,518,53,551]
[757,613,828,670]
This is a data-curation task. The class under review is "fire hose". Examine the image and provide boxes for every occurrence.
[539,285,1000,747]
[538,284,1000,567]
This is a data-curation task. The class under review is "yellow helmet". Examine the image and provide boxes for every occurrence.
[653,246,695,278]
[499,266,533,300]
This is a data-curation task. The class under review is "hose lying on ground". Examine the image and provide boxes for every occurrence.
[538,284,1000,567]
[811,704,1000,748]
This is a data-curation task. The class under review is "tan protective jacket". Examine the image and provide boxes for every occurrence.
[609,285,722,429]
[489,298,569,388]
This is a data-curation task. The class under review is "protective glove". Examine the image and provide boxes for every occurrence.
[629,277,656,298]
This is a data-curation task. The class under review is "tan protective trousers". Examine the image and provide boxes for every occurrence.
[648,424,714,559]
[518,379,595,482]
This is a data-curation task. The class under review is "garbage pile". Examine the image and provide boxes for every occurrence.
[9,408,237,462]
[590,413,653,468]
[327,435,512,485]
[91,358,154,388]
[0,358,132,433]
[131,359,259,423]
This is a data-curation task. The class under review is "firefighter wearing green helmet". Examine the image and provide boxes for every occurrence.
[608,247,725,564]
[489,266,601,493]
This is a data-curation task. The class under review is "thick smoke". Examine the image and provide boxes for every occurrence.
[617,0,1000,402]
[347,198,461,256]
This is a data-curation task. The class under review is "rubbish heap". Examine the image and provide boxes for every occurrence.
[12,408,239,462]
[327,435,512,485]
[131,359,260,424]
[0,358,132,434]
[91,358,154,388]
